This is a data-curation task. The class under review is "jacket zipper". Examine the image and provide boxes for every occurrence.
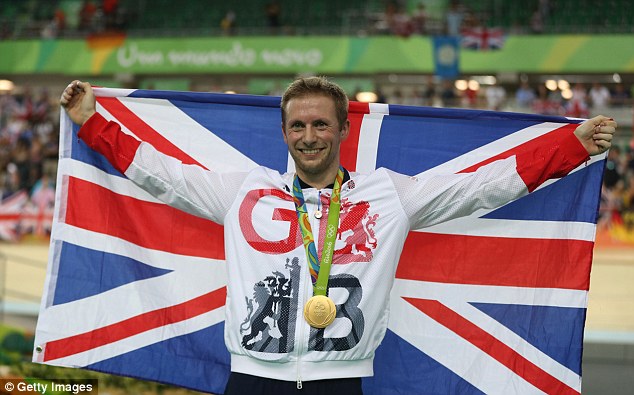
[296,192,321,390]
[296,259,309,390]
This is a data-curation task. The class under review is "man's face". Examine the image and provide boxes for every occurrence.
[282,94,349,182]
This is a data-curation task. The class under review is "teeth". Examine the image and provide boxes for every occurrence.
[302,149,320,154]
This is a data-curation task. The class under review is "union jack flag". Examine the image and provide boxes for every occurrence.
[461,26,505,50]
[33,87,604,394]
[0,190,29,241]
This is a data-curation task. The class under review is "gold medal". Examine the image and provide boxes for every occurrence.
[314,210,322,219]
[303,295,336,328]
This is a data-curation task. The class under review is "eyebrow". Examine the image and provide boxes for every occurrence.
[288,118,331,126]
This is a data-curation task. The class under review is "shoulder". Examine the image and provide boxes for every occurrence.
[347,167,410,191]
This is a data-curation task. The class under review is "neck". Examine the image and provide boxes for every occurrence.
[296,166,341,190]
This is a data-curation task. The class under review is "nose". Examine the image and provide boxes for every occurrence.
[302,125,318,145]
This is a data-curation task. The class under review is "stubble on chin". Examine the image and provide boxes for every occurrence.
[294,158,325,176]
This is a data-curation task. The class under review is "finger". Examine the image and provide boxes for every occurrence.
[591,139,608,153]
[60,88,76,105]
[78,81,93,95]
[61,81,83,105]
[66,81,79,92]
[594,124,615,134]
[593,138,613,151]
[596,120,617,129]
[73,82,83,94]
[63,80,82,96]
[593,131,614,140]
[75,80,88,90]
[60,91,71,106]
[592,117,617,134]
[593,123,615,135]
[592,128,615,140]
[62,83,77,97]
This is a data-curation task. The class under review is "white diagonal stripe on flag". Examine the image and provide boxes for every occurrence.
[42,307,225,366]
[416,217,596,241]
[388,296,546,395]
[355,112,384,173]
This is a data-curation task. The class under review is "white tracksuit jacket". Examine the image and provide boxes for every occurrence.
[79,113,589,383]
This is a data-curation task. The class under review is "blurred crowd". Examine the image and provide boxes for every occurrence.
[0,0,126,40]
[47,0,126,39]
[600,144,634,240]
[0,88,59,194]
[0,80,633,242]
[41,0,124,38]
[3,0,627,40]
[0,88,59,240]
[382,80,633,115]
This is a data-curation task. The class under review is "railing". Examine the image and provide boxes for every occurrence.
[2,14,634,41]
[0,249,47,325]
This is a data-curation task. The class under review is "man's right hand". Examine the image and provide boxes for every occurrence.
[60,80,96,126]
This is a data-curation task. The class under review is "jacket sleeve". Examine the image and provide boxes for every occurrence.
[388,129,590,230]
[515,130,589,192]
[78,113,246,224]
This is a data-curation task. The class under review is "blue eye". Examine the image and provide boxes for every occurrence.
[290,122,304,131]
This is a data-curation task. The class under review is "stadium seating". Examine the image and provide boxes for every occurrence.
[1,0,631,39]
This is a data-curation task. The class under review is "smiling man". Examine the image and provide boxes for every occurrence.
[60,76,616,395]
[281,79,350,189]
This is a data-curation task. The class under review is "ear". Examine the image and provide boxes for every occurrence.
[281,122,288,145]
[340,119,350,141]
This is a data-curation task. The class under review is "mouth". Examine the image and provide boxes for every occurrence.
[299,148,324,155]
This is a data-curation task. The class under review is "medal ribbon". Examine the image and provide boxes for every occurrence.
[292,166,344,295]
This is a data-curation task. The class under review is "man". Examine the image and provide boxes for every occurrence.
[61,77,616,395]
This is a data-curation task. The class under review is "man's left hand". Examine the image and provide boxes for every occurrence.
[574,115,617,156]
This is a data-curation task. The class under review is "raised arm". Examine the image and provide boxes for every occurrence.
[61,80,140,176]
[518,115,616,193]
[393,116,617,230]
[59,80,246,223]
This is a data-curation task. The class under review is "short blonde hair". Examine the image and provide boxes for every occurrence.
[281,76,349,129]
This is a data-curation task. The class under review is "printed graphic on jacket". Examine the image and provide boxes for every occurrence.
[309,273,365,351]
[238,188,379,263]
[329,197,378,264]
[240,257,300,353]
[239,260,366,353]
